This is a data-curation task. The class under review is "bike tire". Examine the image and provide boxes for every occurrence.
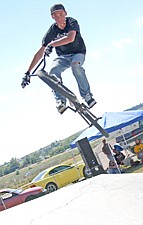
[37,70,77,102]
[82,110,109,138]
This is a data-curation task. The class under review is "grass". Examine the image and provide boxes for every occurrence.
[0,149,83,189]
[124,163,143,173]
[1,145,143,190]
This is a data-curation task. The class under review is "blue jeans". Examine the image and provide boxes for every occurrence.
[108,168,120,174]
[49,53,92,102]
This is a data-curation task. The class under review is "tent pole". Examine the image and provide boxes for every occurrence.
[70,149,82,178]
[119,128,129,157]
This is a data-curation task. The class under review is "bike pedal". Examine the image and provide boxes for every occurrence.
[59,107,68,114]
[97,117,102,120]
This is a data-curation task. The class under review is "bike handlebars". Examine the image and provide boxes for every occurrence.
[21,53,47,88]
[31,53,47,75]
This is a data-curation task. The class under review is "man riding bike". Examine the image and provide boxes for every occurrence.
[23,3,96,114]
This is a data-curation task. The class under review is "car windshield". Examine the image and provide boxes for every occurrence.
[12,189,22,194]
[32,170,48,182]
[49,165,71,175]
[0,189,22,199]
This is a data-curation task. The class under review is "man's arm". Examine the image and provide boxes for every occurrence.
[49,30,76,47]
[27,46,45,73]
[109,144,113,150]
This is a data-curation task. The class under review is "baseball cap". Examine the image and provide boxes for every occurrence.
[50,4,66,14]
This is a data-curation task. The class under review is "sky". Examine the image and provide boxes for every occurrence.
[0,0,143,164]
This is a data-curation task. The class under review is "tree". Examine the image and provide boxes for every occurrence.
[22,155,31,166]
[9,158,20,173]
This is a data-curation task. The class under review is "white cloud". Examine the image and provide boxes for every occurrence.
[88,47,111,60]
[89,50,102,59]
[135,16,143,27]
[112,38,133,49]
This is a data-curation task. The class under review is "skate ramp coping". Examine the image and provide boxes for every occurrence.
[0,173,143,225]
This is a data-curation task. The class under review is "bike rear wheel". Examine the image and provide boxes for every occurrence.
[37,70,77,103]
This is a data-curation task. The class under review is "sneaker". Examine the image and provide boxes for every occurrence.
[85,93,97,108]
[87,98,97,108]
[56,100,67,114]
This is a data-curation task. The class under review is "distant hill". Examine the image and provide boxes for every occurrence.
[125,103,143,111]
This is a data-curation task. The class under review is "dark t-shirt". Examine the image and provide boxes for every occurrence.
[42,17,86,56]
[114,152,125,165]
[102,143,112,156]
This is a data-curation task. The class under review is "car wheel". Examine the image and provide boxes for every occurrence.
[25,195,36,202]
[45,182,58,193]
[83,166,92,179]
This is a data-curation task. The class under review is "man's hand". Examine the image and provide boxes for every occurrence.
[44,45,53,56]
[21,71,31,88]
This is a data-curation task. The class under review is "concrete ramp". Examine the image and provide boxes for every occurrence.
[0,174,143,225]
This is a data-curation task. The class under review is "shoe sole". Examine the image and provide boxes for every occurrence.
[57,107,67,114]
[88,101,97,108]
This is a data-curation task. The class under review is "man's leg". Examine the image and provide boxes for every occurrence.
[71,53,96,108]
[49,57,70,113]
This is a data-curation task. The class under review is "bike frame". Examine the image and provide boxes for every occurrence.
[29,54,109,138]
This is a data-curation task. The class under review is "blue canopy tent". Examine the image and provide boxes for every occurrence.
[70,110,143,148]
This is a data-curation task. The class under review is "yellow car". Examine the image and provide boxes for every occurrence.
[22,163,90,193]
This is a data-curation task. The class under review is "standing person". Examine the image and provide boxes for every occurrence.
[134,139,143,163]
[102,139,114,161]
[22,3,96,114]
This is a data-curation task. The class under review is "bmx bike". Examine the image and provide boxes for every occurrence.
[21,54,109,138]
